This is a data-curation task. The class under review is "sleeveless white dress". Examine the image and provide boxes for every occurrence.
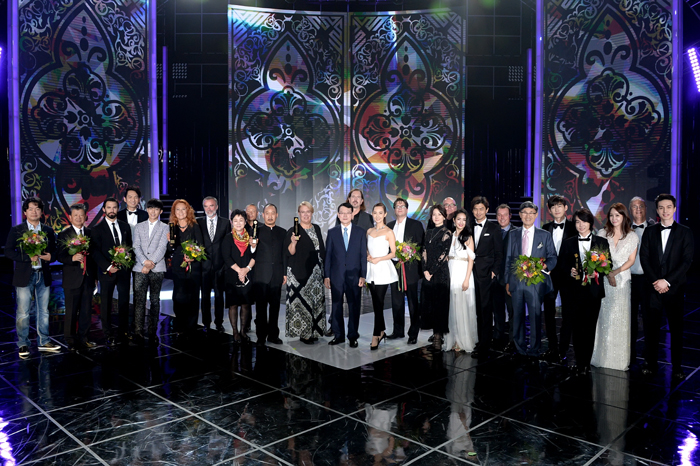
[366,235,399,285]
[590,231,639,371]
[443,236,478,352]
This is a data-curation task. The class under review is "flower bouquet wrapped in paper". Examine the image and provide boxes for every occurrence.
[180,240,207,272]
[511,255,547,286]
[581,248,612,286]
[106,245,135,275]
[395,240,421,291]
[64,234,90,274]
[18,230,48,266]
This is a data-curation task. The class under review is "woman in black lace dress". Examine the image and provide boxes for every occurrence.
[421,204,452,347]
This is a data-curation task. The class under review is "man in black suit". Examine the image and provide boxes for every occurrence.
[346,189,374,230]
[5,197,59,357]
[117,185,148,236]
[629,196,654,362]
[559,208,607,375]
[640,194,694,380]
[93,197,133,346]
[252,204,287,346]
[57,204,97,351]
[492,204,514,351]
[386,197,425,344]
[541,195,577,362]
[470,196,503,358]
[197,196,229,332]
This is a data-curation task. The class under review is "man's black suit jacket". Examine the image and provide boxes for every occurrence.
[387,218,425,285]
[472,220,503,283]
[558,235,607,300]
[640,222,694,296]
[197,215,229,272]
[542,219,577,283]
[252,224,287,285]
[117,208,148,224]
[4,222,56,287]
[57,226,97,289]
[91,219,133,280]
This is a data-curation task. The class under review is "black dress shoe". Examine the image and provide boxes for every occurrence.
[300,337,315,345]
[328,338,345,345]
[268,337,283,344]
[324,329,334,337]
[407,337,417,345]
[255,339,267,347]
[349,339,358,348]
[386,333,403,340]
[216,325,225,333]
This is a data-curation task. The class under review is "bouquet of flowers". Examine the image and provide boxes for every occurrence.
[395,240,421,291]
[63,234,90,274]
[180,240,207,273]
[511,255,547,286]
[18,230,48,266]
[106,244,135,275]
[581,248,612,286]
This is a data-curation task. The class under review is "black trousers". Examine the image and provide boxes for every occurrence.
[390,281,420,338]
[474,276,494,350]
[643,287,685,370]
[543,282,561,351]
[201,267,225,328]
[254,279,282,341]
[133,271,164,336]
[630,274,646,360]
[98,273,131,338]
[492,280,513,342]
[64,280,95,344]
[368,283,388,337]
[570,293,602,368]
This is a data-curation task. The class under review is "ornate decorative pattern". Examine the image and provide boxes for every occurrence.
[19,0,149,231]
[544,0,671,224]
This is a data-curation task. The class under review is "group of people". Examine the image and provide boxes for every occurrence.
[6,187,694,380]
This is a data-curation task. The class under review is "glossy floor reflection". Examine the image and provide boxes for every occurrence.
[1,277,700,465]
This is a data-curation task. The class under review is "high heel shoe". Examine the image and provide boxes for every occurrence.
[370,332,387,351]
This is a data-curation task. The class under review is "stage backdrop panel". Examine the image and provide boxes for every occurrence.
[229,7,464,231]
[543,0,672,224]
[18,0,151,230]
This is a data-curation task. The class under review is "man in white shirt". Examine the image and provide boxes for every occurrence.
[117,186,148,236]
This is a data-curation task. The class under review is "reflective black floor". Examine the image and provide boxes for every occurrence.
[1,276,699,465]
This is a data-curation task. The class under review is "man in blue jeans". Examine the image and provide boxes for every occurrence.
[5,197,59,358]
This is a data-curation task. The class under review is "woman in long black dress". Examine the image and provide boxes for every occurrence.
[170,199,204,336]
[284,201,326,344]
[222,209,257,343]
[421,204,452,348]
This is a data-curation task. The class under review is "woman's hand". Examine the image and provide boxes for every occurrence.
[607,274,617,287]
[461,279,469,291]
[424,271,432,282]
[290,234,300,244]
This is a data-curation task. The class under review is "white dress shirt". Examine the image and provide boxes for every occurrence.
[473,220,485,247]
[630,221,647,275]
[148,220,158,237]
[105,218,122,244]
[578,234,592,263]
[552,222,565,254]
[521,225,535,257]
[72,225,84,236]
[126,209,139,227]
[661,222,673,253]
[393,218,406,244]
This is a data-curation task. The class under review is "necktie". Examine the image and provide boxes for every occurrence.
[661,224,673,231]
[554,223,564,230]
[521,229,529,254]
[633,224,644,230]
[474,223,483,229]
[128,211,136,216]
[578,236,591,242]
[111,222,119,245]
[501,228,507,239]
[343,227,349,250]
[209,218,215,242]
[79,228,83,236]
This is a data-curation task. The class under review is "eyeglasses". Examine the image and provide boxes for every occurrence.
[520,211,537,216]
[444,203,457,208]
[395,205,407,209]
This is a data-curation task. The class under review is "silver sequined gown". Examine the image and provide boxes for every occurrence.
[590,231,639,371]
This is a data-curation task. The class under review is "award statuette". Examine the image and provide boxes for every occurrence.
[169,222,176,246]
[252,220,258,239]
[574,253,581,280]
[294,217,299,236]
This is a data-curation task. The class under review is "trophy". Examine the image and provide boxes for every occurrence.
[294,217,299,236]
[574,253,581,280]
[252,220,258,239]
[169,222,176,246]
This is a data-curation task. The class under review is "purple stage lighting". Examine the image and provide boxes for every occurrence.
[689,48,700,92]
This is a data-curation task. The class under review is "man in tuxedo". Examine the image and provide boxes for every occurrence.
[252,204,287,346]
[197,196,229,332]
[5,197,59,357]
[558,208,607,375]
[470,196,503,358]
[504,201,557,358]
[541,195,577,362]
[57,203,97,351]
[629,196,654,362]
[492,204,514,351]
[640,194,694,380]
[324,202,368,347]
[93,197,133,346]
[132,198,169,345]
[386,197,425,344]
[117,185,148,236]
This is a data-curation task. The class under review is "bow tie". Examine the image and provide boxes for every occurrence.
[127,211,137,216]
[578,236,591,242]
[632,224,644,229]
[661,224,673,231]
[474,223,483,228]
[553,223,564,230]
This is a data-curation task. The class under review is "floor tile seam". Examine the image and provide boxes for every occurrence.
[430,446,484,465]
[16,446,98,466]
[277,387,373,419]
[580,447,608,466]
[426,414,501,453]
[368,373,454,393]
[557,391,667,417]
[39,388,146,416]
[187,387,282,415]
[252,417,349,451]
[0,373,111,466]
[213,447,295,466]
[402,448,442,465]
[350,415,455,452]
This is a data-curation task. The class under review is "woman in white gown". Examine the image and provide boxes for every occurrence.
[366,203,398,350]
[591,203,639,371]
[444,209,478,352]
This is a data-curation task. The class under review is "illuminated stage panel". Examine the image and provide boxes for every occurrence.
[542,0,672,224]
[16,0,153,230]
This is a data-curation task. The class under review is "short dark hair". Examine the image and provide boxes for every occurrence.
[146,198,164,210]
[22,197,44,212]
[102,197,119,210]
[69,203,87,214]
[263,203,278,213]
[338,202,353,213]
[496,204,511,213]
[430,204,448,221]
[573,208,595,231]
[655,193,676,208]
[547,195,568,209]
[124,186,142,199]
[470,196,489,210]
[393,197,409,209]
[230,209,247,221]
[519,201,538,213]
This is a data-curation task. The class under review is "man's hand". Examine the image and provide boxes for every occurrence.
[144,260,156,270]
[491,271,496,279]
[324,278,331,289]
[359,277,365,287]
[39,252,51,262]
[141,266,150,274]
[282,276,287,286]
[506,283,511,297]
[72,253,84,262]
[653,279,670,294]
[424,271,432,282]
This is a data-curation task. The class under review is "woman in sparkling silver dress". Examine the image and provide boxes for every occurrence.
[591,203,639,371]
